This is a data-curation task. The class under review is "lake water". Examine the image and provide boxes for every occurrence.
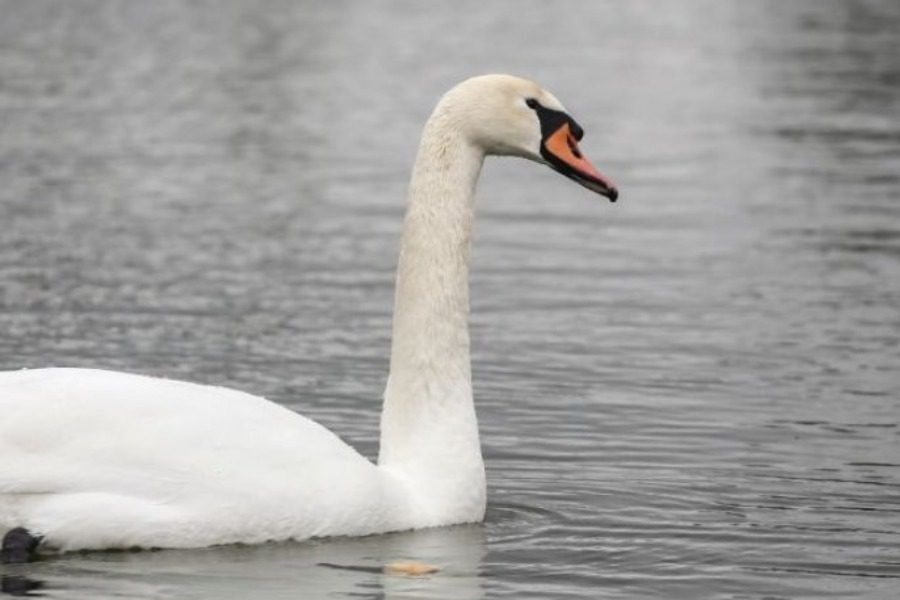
[1,0,899,598]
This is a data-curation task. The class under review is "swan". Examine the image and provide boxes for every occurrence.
[0,74,618,562]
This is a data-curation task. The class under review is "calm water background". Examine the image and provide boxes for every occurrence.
[1,0,899,598]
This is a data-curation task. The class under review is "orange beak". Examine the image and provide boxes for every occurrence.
[542,122,618,201]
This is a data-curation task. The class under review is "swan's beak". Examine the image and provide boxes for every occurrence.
[540,120,618,202]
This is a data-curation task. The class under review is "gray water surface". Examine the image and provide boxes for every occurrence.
[1,1,899,598]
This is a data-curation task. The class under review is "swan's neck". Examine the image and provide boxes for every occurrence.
[378,109,487,525]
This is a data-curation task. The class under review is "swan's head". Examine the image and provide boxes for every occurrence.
[438,74,618,201]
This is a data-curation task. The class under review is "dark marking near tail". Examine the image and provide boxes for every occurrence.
[1,575,44,596]
[1,528,41,564]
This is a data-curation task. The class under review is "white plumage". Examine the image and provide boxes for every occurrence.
[1,368,409,550]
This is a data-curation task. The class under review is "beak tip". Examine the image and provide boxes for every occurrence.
[606,187,618,202]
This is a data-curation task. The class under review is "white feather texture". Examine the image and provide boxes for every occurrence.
[0,75,576,552]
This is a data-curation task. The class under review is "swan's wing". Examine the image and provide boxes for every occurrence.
[0,368,385,547]
[0,368,372,493]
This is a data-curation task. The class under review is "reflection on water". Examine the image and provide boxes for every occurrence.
[1,0,899,598]
[0,526,485,600]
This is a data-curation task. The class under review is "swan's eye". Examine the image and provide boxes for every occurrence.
[525,98,539,110]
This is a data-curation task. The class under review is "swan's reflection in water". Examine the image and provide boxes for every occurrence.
[0,525,485,600]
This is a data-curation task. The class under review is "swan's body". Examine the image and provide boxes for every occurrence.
[0,368,412,550]
[0,75,617,556]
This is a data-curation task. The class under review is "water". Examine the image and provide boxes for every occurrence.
[1,0,899,598]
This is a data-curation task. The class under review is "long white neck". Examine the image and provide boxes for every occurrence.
[378,103,487,526]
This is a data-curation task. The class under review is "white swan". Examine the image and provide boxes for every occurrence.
[0,74,617,560]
